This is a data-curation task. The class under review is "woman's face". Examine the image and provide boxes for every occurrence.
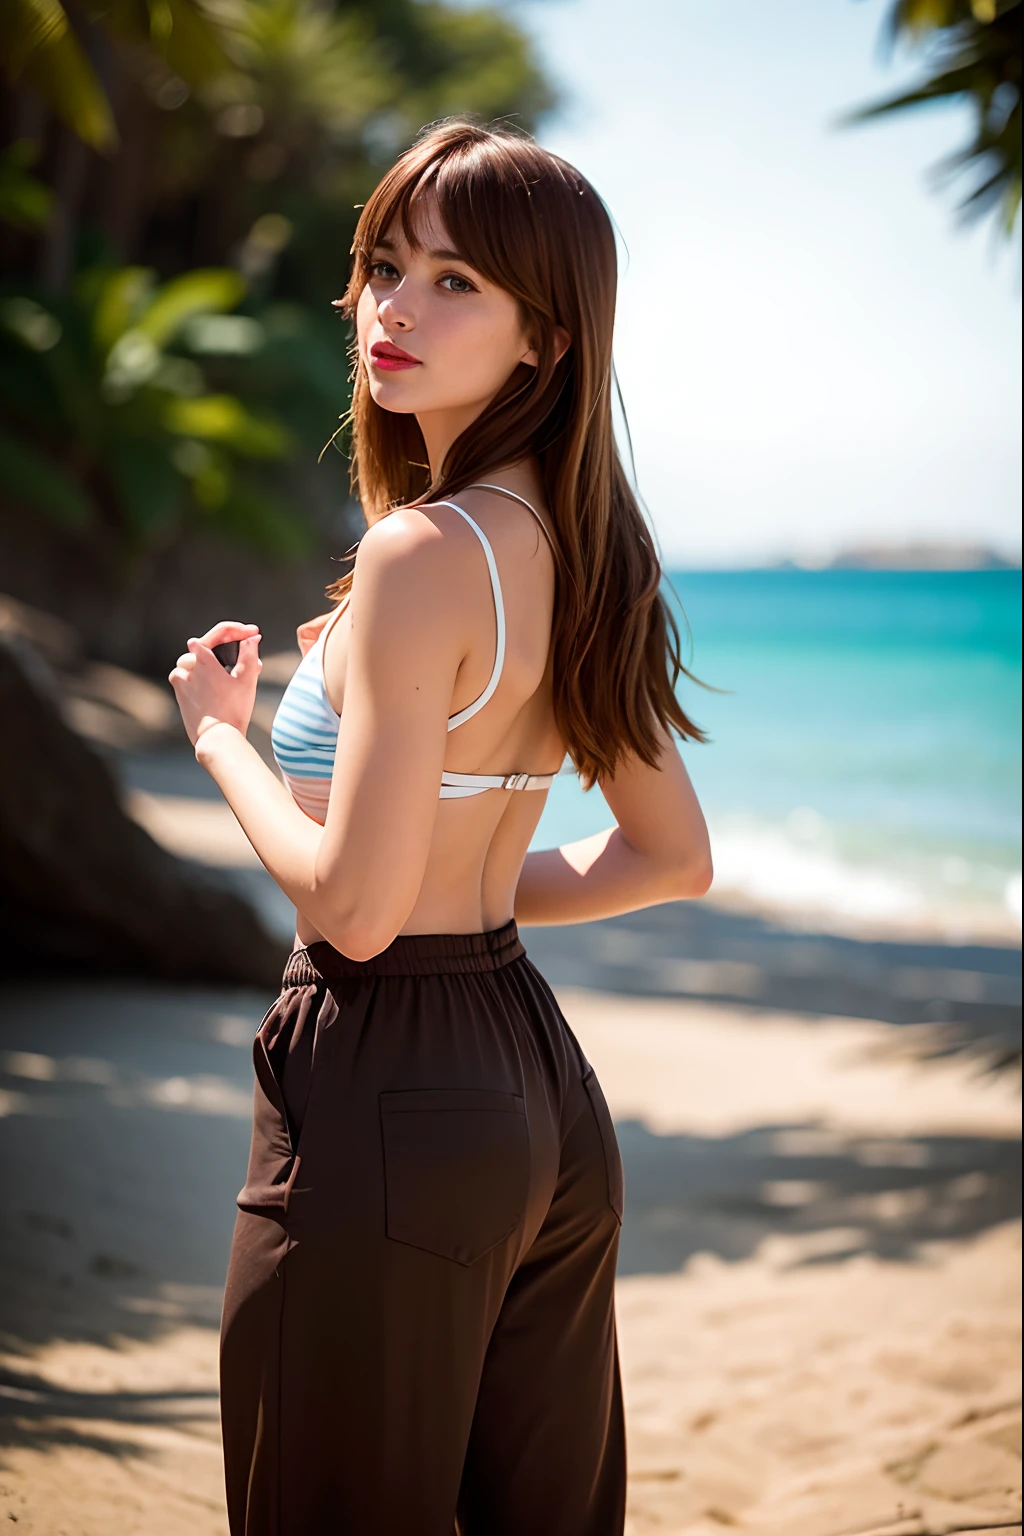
[354,191,541,429]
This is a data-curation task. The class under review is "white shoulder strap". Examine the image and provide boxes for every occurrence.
[432,501,506,731]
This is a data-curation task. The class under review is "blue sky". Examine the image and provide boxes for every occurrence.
[511,0,1022,566]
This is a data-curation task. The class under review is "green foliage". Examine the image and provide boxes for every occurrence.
[0,0,117,149]
[0,0,235,151]
[846,0,1021,235]
[0,141,53,231]
[0,0,558,565]
[0,266,319,557]
[0,422,92,526]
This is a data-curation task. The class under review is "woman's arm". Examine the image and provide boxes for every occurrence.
[195,511,466,959]
[513,725,712,925]
[193,724,342,932]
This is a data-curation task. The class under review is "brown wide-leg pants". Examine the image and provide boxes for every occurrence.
[219,919,626,1536]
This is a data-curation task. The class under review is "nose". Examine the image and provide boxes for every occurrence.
[377,283,413,332]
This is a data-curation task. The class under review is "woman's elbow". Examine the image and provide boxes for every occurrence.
[317,900,399,963]
[686,849,715,898]
[665,845,714,901]
[311,868,406,961]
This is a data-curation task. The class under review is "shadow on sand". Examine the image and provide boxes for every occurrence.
[522,901,1022,1069]
[615,1117,1020,1275]
[0,900,1020,1458]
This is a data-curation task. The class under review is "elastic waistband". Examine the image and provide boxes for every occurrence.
[281,919,525,986]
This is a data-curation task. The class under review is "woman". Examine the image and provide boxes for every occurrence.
[168,118,712,1536]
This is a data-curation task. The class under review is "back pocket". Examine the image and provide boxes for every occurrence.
[379,1088,529,1266]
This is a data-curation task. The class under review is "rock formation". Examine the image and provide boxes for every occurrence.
[0,623,288,988]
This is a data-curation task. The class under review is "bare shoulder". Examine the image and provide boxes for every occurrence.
[360,499,500,574]
[351,507,457,594]
[365,501,520,556]
[356,506,443,565]
[350,507,482,642]
[354,491,553,600]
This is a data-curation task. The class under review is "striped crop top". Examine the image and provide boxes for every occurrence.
[270,484,560,824]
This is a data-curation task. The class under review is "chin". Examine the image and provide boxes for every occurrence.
[368,382,422,414]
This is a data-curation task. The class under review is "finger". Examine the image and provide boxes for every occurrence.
[188,632,261,656]
[175,652,196,670]
[191,621,262,649]
[188,635,260,668]
[233,633,264,680]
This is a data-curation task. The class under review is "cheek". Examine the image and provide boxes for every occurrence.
[355,286,376,351]
[438,302,523,384]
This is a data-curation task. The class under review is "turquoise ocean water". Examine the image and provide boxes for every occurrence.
[529,570,1022,936]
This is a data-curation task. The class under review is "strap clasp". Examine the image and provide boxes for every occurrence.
[500,772,531,791]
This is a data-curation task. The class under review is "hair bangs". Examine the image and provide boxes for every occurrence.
[344,130,546,324]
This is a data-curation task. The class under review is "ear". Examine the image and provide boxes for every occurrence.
[521,323,572,370]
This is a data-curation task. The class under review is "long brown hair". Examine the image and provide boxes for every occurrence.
[327,116,706,788]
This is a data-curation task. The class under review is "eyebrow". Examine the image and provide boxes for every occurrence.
[375,236,469,263]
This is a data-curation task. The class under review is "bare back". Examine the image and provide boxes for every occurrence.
[293,484,565,944]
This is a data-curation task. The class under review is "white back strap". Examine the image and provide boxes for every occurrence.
[439,769,556,796]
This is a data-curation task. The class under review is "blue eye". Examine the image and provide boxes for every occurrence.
[440,273,474,294]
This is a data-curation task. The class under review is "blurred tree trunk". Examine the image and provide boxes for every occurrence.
[39,126,90,291]
[97,67,152,260]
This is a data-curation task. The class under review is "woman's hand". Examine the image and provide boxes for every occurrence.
[168,620,263,747]
[296,610,336,657]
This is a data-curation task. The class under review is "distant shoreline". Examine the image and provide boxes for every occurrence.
[790,544,1020,572]
[666,550,1022,573]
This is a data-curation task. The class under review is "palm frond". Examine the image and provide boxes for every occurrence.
[843,0,1021,235]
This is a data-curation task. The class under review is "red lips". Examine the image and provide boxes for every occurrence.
[370,340,421,363]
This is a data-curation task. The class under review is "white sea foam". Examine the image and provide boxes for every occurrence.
[707,808,1022,936]
[709,814,922,922]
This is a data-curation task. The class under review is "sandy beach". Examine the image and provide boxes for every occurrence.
[0,972,1018,1535]
[0,746,1020,1534]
